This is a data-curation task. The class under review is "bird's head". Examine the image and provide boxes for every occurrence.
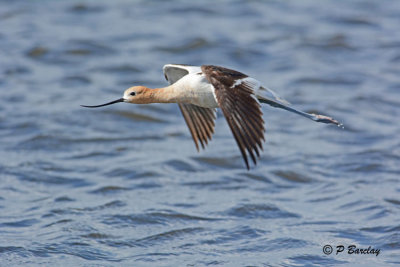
[81,86,152,108]
[122,86,151,104]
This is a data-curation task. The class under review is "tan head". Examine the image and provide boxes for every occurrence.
[81,86,153,108]
[122,86,152,104]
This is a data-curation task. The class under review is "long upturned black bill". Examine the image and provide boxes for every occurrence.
[81,98,125,108]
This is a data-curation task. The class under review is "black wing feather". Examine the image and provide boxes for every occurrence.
[201,65,265,169]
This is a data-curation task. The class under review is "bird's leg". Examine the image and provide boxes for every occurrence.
[258,96,343,128]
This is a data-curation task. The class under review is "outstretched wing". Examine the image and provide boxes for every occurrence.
[178,103,216,151]
[163,64,217,150]
[201,65,265,169]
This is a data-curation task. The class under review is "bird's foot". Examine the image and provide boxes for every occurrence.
[312,114,344,128]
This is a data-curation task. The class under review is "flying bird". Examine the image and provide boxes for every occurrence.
[82,64,342,169]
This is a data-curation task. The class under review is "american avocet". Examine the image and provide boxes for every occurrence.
[82,64,342,169]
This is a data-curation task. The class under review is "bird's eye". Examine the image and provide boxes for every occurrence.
[130,92,136,96]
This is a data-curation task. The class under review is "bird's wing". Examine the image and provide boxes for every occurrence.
[163,64,202,85]
[178,103,216,151]
[201,65,265,169]
[163,64,216,150]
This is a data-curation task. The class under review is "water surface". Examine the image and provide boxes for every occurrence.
[0,0,399,266]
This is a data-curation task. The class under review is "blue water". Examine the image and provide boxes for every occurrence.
[0,0,399,266]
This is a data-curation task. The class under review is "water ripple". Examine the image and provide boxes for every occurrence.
[1,0,399,265]
[102,210,219,227]
[226,204,300,219]
[0,219,39,228]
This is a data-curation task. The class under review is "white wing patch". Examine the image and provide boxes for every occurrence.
[163,64,202,85]
[230,77,259,90]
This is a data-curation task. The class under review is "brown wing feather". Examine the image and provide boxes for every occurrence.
[201,65,265,169]
[178,103,216,151]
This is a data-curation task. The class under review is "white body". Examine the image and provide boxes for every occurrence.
[172,72,219,108]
